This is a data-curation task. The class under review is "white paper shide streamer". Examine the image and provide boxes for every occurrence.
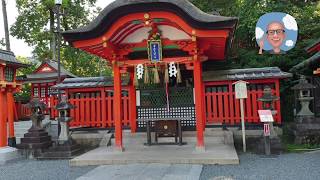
[136,64,144,80]
[168,62,177,77]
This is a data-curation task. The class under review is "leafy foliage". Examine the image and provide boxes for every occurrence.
[191,0,320,122]
[11,0,111,77]
[15,56,38,101]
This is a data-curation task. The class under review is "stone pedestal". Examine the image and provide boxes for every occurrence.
[292,116,320,144]
[38,96,82,159]
[38,139,83,159]
[256,136,283,155]
[16,128,52,158]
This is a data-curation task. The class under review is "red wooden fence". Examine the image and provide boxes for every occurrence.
[16,79,282,127]
[15,102,31,120]
[205,79,281,125]
[49,91,131,128]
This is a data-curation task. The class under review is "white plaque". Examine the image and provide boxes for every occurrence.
[258,110,274,122]
[233,80,248,99]
[136,90,140,106]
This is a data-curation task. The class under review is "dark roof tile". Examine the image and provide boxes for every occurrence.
[0,49,28,67]
[203,67,292,82]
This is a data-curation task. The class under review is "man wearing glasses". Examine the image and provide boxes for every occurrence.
[259,21,286,54]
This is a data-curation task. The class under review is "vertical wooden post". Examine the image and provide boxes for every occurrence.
[193,58,205,150]
[0,91,7,147]
[129,70,137,133]
[275,80,281,123]
[101,88,107,127]
[113,61,123,150]
[7,90,15,146]
[240,98,246,152]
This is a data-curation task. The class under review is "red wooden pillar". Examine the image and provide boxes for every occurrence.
[193,58,205,150]
[113,62,123,150]
[0,90,7,147]
[201,64,206,130]
[7,90,15,143]
[101,88,107,127]
[129,70,137,133]
[275,79,281,123]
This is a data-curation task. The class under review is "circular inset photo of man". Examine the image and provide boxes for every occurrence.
[256,12,298,55]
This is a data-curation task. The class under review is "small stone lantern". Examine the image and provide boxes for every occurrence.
[17,98,52,158]
[258,86,279,114]
[27,99,47,130]
[56,96,75,144]
[257,86,282,154]
[39,96,81,159]
[291,76,315,117]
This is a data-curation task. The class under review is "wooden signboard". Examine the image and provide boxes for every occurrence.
[234,80,248,99]
[258,110,274,122]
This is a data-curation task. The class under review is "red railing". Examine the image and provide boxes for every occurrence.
[205,79,281,125]
[50,92,131,128]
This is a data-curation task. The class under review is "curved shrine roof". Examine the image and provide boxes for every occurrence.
[62,0,238,42]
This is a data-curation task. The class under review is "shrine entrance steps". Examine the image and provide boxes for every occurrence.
[70,129,239,166]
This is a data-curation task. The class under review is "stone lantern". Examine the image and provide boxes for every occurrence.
[258,86,279,114]
[257,86,282,154]
[16,99,52,158]
[39,96,82,159]
[290,76,319,144]
[56,96,75,144]
[291,76,315,117]
[28,99,47,129]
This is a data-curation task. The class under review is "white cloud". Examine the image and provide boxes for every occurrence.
[282,14,298,31]
[255,27,264,39]
[285,40,295,47]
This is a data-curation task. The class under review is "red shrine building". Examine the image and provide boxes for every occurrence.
[23,60,76,106]
[58,0,290,150]
[0,50,28,147]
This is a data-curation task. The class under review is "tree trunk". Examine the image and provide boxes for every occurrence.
[2,0,10,51]
[50,9,56,60]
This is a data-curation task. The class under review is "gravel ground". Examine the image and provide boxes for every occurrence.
[1,151,320,180]
[200,151,320,180]
[0,159,96,180]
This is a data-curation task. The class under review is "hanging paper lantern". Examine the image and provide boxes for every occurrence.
[176,63,182,83]
[168,62,177,77]
[136,64,144,80]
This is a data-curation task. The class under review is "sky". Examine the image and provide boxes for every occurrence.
[0,0,115,57]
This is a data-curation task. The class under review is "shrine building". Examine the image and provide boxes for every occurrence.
[22,60,76,106]
[59,0,291,150]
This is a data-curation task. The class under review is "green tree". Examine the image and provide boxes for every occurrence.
[11,0,111,77]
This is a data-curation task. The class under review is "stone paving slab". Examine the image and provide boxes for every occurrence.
[70,131,239,166]
[77,163,203,180]
[0,147,22,165]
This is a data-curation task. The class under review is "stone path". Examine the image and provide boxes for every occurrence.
[77,164,203,180]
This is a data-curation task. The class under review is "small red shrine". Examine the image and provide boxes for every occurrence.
[61,0,290,150]
[0,49,28,147]
[23,60,76,106]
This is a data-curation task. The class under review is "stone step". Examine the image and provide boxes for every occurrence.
[16,141,52,149]
[21,136,51,144]
[38,144,83,160]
